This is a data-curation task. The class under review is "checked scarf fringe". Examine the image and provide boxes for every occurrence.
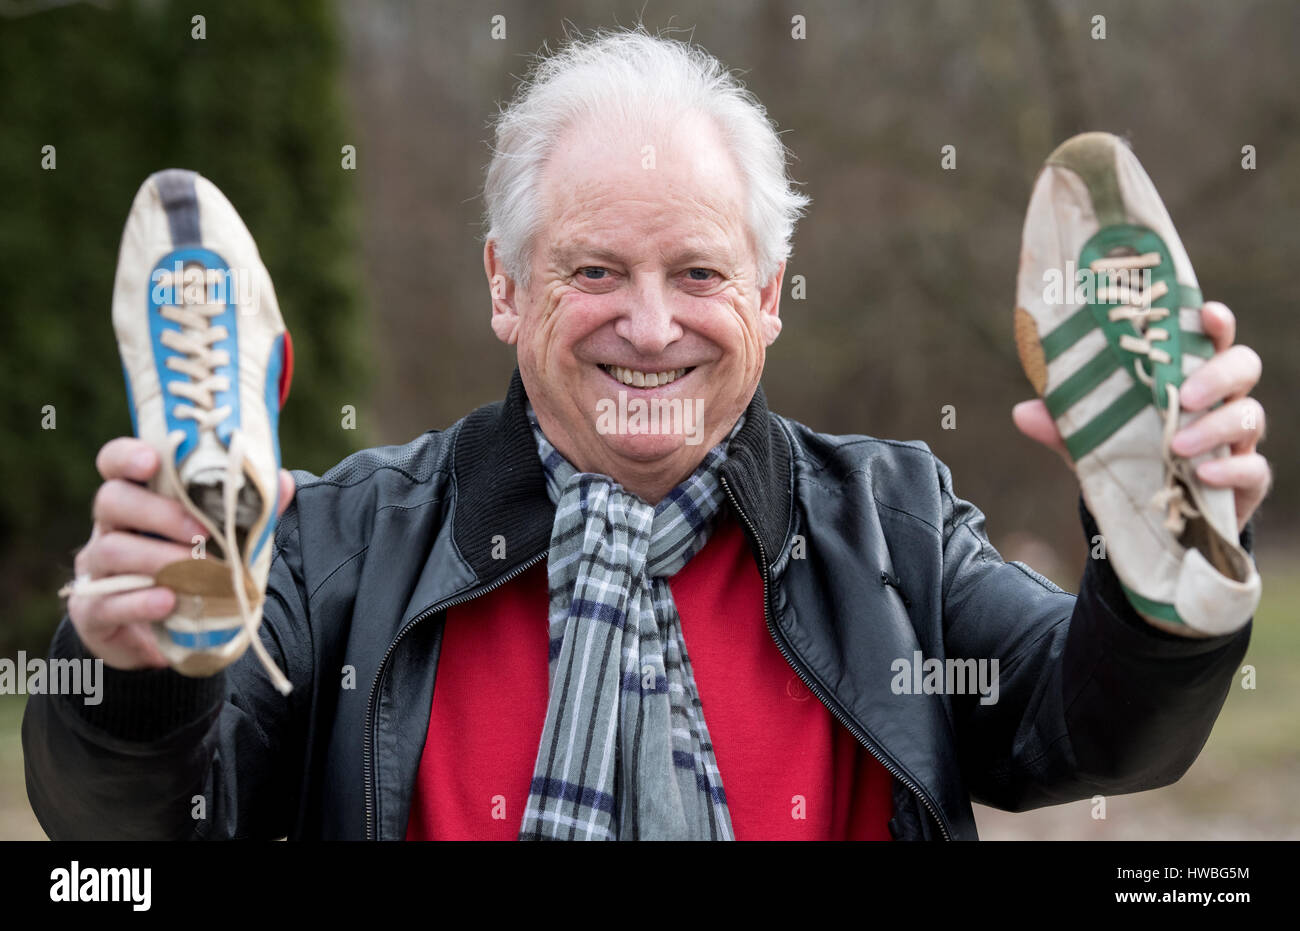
[519,404,743,840]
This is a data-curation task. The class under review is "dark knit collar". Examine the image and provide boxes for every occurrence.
[451,369,793,580]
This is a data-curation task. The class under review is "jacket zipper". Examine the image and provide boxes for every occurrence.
[363,550,548,840]
[719,475,953,841]
[365,484,954,841]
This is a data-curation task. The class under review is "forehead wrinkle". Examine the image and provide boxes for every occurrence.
[547,187,745,265]
[539,125,752,271]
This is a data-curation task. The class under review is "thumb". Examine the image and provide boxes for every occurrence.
[1012,400,1072,467]
[276,469,296,516]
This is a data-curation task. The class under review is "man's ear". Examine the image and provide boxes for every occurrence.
[484,240,521,345]
[759,260,785,346]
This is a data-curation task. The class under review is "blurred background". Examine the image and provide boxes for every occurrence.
[0,0,1295,839]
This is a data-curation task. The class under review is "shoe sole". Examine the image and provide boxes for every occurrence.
[1014,132,1258,634]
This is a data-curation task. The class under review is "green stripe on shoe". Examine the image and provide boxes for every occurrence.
[1063,380,1151,461]
[1039,279,1197,366]
[1178,284,1203,309]
[1120,583,1186,626]
[1045,349,1121,418]
[1041,305,1095,363]
[1183,331,1215,359]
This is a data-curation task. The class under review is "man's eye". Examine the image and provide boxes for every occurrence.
[686,268,716,281]
[578,267,608,280]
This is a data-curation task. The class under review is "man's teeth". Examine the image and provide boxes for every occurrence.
[601,365,689,388]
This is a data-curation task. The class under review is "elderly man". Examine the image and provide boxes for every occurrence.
[25,29,1268,841]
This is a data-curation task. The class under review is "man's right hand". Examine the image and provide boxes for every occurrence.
[68,437,296,671]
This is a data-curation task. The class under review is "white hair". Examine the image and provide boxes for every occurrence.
[483,27,810,288]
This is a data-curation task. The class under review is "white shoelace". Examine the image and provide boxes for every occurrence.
[1090,252,1201,535]
[61,294,292,695]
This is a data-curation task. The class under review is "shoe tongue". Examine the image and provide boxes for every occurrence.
[190,480,261,535]
[179,432,232,486]
[179,433,259,530]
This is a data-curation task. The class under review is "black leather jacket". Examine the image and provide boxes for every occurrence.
[23,370,1252,840]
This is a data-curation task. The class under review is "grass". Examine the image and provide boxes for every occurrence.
[0,693,43,840]
[975,547,1300,839]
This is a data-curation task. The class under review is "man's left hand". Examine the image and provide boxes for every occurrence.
[1013,302,1270,533]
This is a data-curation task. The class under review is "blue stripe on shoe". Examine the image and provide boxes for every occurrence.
[168,627,241,649]
[148,247,241,464]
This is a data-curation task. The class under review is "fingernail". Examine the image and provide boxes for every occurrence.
[185,518,207,539]
[133,449,156,473]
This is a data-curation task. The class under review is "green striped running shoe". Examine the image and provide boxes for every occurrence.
[1014,132,1260,637]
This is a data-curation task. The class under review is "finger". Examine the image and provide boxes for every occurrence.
[96,438,159,483]
[93,479,208,542]
[71,585,176,630]
[1195,451,1271,492]
[1201,301,1236,354]
[1196,452,1271,531]
[1178,344,1261,411]
[1172,397,1265,458]
[277,470,296,516]
[76,531,195,580]
[100,624,171,670]
[1012,400,1070,463]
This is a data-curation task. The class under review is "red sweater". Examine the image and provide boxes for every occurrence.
[405,514,894,840]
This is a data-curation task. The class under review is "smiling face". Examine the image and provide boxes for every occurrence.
[485,111,785,503]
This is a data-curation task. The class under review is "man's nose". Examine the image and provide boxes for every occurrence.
[614,278,683,355]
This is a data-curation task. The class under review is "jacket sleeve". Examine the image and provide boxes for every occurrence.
[934,457,1253,812]
[21,504,315,840]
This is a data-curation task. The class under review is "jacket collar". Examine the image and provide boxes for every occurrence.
[451,368,794,580]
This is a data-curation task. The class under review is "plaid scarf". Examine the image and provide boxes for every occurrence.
[519,405,742,841]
